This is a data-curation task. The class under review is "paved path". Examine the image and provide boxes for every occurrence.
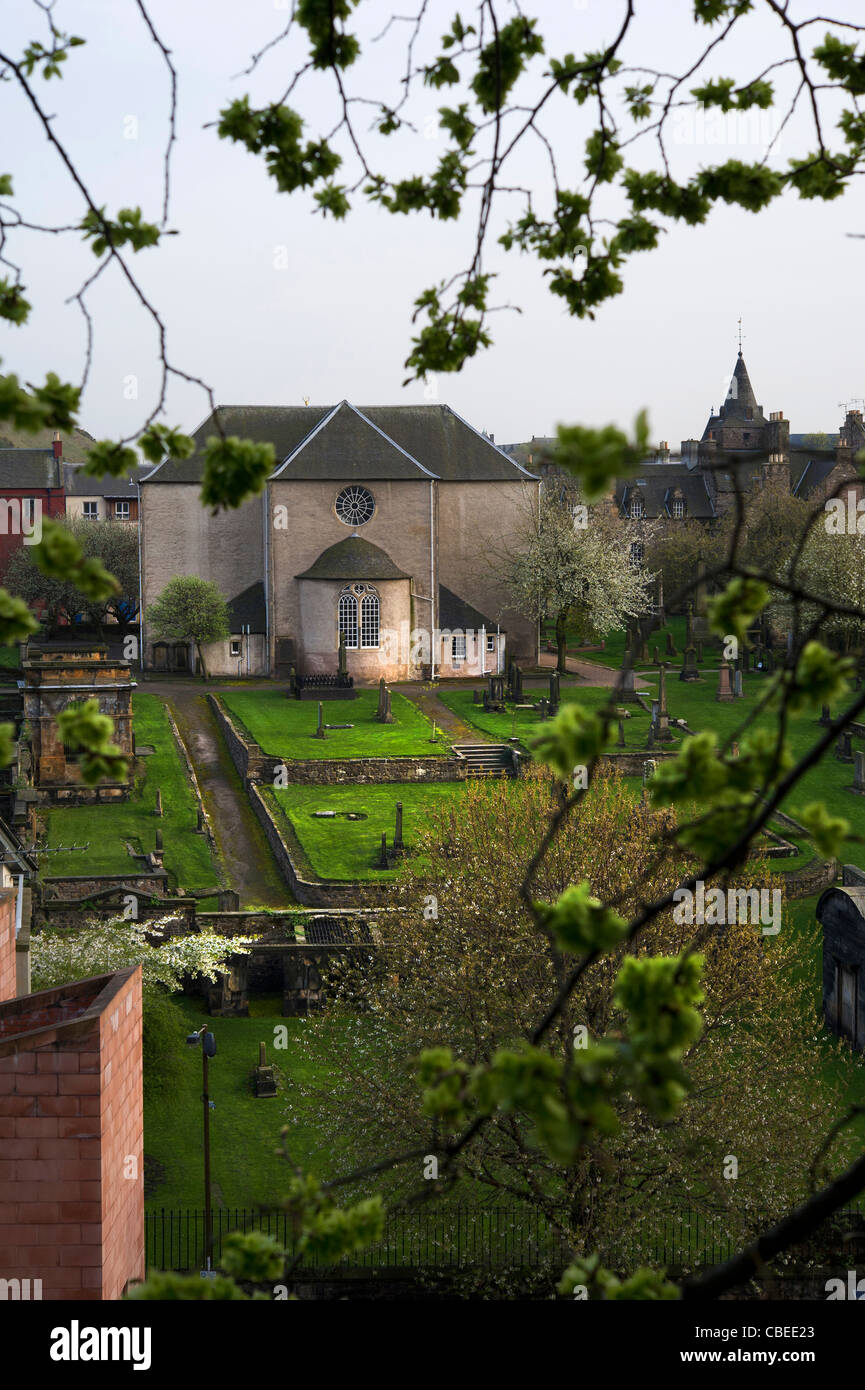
[398,681,479,742]
[536,651,651,688]
[142,678,291,908]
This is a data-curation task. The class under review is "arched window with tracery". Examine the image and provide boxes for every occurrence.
[360,592,380,648]
[338,591,358,649]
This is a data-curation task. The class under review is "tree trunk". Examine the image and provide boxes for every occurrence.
[555,610,568,675]
[195,640,208,680]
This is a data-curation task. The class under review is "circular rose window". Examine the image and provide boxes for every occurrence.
[335,485,375,527]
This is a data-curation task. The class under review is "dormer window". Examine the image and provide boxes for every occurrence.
[672,499,686,518]
[629,499,644,519]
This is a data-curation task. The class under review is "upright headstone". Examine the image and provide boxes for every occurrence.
[836,730,854,763]
[680,646,699,682]
[652,645,659,666]
[655,663,675,742]
[696,640,704,665]
[549,672,560,706]
[665,630,676,659]
[155,787,163,817]
[314,702,326,739]
[378,832,390,869]
[716,662,734,702]
[155,827,163,851]
[819,705,832,726]
[734,669,744,698]
[537,697,549,720]
[620,667,640,704]
[685,603,694,648]
[376,679,394,724]
[853,750,865,795]
[394,801,404,852]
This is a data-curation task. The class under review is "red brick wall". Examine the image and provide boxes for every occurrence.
[0,966,144,1300]
[98,967,144,1300]
[0,489,65,579]
[0,890,15,1006]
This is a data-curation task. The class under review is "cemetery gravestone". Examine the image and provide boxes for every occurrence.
[716,662,734,702]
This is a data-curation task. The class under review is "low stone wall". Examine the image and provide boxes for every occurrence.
[780,857,838,900]
[34,782,130,805]
[598,750,678,776]
[247,783,393,907]
[210,695,466,786]
[40,872,169,902]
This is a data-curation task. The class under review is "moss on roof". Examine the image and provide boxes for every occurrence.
[297,536,409,581]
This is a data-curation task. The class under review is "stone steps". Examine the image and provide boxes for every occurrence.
[453,743,516,777]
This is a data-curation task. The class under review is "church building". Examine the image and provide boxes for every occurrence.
[139,402,540,681]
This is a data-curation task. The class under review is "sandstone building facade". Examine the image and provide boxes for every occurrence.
[140,402,539,681]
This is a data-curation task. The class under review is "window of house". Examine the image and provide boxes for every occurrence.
[452,632,467,663]
[486,634,496,652]
[672,499,686,518]
[83,501,98,520]
[629,541,644,565]
[114,500,130,519]
[338,592,358,648]
[230,639,241,657]
[743,432,751,444]
[745,407,753,420]
[360,593,380,648]
[21,498,37,528]
[629,499,644,519]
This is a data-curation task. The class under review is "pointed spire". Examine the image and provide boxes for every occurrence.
[720,351,763,421]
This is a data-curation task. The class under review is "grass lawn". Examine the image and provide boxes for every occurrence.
[144,993,358,1209]
[221,687,447,759]
[42,692,219,891]
[440,676,865,869]
[267,780,467,880]
[543,614,719,671]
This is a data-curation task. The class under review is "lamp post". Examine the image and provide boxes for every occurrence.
[186,1025,217,1274]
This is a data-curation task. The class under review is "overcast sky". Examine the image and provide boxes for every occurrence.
[2,0,863,452]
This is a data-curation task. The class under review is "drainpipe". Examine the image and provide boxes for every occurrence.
[14,873,23,938]
[263,488,271,676]
[429,480,436,680]
[480,624,485,678]
[136,480,144,676]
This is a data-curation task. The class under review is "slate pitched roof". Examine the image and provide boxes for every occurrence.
[438,584,496,631]
[142,403,538,485]
[297,536,409,581]
[63,463,150,498]
[617,466,715,519]
[0,449,62,489]
[273,402,437,480]
[227,580,266,633]
[792,457,838,498]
